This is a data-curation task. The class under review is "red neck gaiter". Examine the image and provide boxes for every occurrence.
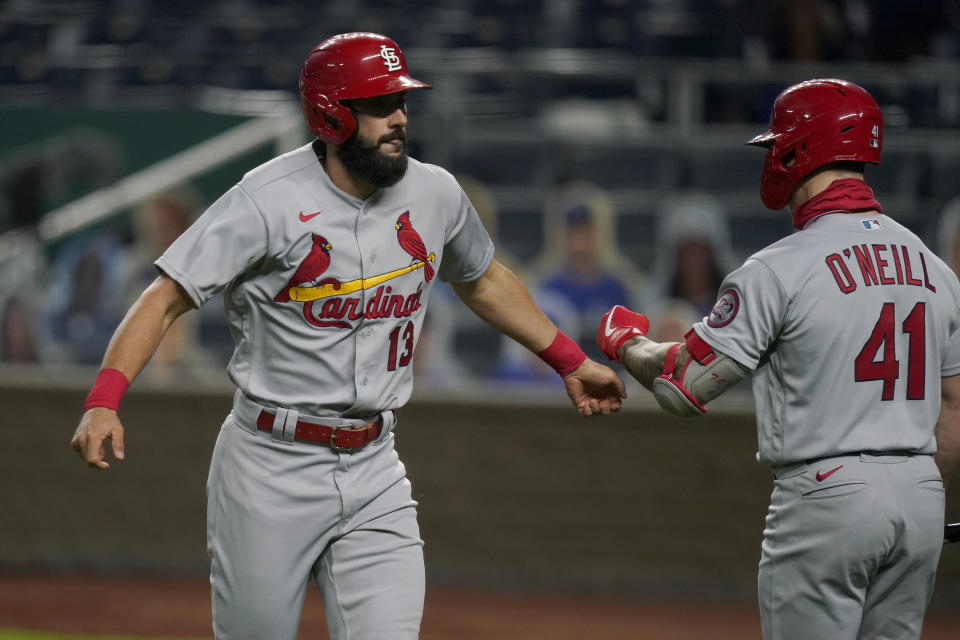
[791,178,882,231]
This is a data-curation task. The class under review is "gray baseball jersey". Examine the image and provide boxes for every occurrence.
[693,213,960,465]
[693,212,959,639]
[156,142,494,640]
[157,142,494,418]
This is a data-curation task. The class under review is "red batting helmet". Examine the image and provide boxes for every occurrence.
[747,78,882,210]
[299,33,432,145]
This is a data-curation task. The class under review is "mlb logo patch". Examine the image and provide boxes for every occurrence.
[861,219,883,231]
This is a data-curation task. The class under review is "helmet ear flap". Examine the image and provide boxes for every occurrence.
[300,89,358,146]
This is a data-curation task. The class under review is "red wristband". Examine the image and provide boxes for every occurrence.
[537,330,587,377]
[84,369,130,412]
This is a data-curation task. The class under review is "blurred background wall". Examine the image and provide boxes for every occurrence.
[2,0,960,613]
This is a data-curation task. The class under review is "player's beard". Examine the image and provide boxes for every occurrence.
[337,129,408,188]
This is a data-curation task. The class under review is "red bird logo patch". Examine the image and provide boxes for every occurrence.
[273,233,341,302]
[395,211,434,282]
[274,219,434,331]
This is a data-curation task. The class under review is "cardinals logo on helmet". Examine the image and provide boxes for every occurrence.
[380,45,402,72]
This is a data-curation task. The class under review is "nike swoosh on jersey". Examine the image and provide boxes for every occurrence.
[299,210,323,222]
[815,465,844,482]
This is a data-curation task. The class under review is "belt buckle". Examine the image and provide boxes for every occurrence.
[329,425,350,452]
[329,424,368,452]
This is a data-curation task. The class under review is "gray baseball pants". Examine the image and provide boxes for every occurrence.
[206,407,424,640]
[760,452,944,640]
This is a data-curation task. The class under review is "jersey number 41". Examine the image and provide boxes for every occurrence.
[855,302,925,401]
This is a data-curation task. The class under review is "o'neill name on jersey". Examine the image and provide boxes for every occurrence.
[825,243,936,294]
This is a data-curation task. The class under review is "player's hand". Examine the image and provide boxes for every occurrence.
[596,305,650,361]
[70,408,125,470]
[563,358,627,417]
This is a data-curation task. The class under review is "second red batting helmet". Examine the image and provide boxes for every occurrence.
[299,32,432,145]
[747,78,882,210]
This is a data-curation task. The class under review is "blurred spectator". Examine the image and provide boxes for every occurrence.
[457,174,524,276]
[647,297,702,344]
[490,287,580,387]
[1,296,37,363]
[935,196,960,276]
[414,175,523,386]
[124,188,225,375]
[41,186,220,372]
[534,181,641,343]
[0,129,124,367]
[644,191,739,341]
[0,229,47,365]
[537,202,632,326]
[45,230,130,365]
[125,188,201,301]
[490,180,641,383]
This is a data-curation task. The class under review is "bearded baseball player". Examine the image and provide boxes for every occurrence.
[70,32,625,640]
[597,79,960,640]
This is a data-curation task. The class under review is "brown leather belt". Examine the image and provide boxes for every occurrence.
[255,410,382,451]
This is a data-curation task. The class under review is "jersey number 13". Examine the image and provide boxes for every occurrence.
[387,321,415,371]
[854,302,925,401]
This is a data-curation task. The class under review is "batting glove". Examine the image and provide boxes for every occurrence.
[596,305,650,361]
